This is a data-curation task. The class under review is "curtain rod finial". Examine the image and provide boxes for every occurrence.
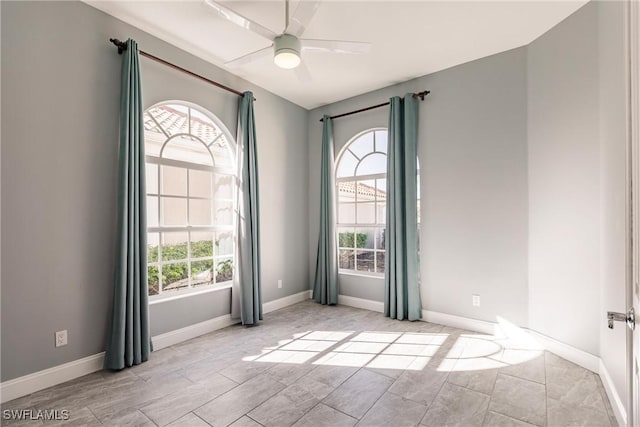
[413,90,430,101]
[110,38,127,54]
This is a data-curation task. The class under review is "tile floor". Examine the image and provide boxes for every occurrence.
[1,301,618,427]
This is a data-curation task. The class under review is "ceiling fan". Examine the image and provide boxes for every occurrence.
[203,0,371,75]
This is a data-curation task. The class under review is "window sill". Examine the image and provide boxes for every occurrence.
[338,270,384,280]
[149,282,232,305]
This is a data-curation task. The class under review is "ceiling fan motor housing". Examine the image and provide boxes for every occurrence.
[274,34,301,68]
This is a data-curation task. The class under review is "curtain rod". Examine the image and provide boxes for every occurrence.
[109,38,254,100]
[319,91,430,122]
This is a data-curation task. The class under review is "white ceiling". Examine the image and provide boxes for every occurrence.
[86,0,588,109]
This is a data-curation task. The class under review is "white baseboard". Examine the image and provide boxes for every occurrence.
[0,352,105,404]
[422,309,497,335]
[423,309,600,372]
[264,290,312,314]
[338,294,384,313]
[527,329,600,373]
[599,359,627,426]
[0,290,311,404]
[152,314,239,351]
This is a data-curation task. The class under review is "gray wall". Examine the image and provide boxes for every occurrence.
[1,1,309,381]
[597,0,627,406]
[308,47,530,327]
[527,2,601,356]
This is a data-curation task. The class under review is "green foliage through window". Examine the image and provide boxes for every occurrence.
[152,241,213,262]
[338,232,368,248]
[147,240,233,293]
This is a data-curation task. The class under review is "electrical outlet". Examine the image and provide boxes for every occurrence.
[472,295,480,307]
[277,279,283,289]
[55,330,68,347]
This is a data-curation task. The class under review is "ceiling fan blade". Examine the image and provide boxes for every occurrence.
[225,45,273,68]
[285,1,320,37]
[203,0,277,41]
[301,39,371,54]
[295,62,312,84]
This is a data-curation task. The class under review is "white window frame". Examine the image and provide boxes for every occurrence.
[145,100,237,303]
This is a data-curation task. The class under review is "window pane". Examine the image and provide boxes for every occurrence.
[147,196,159,227]
[357,202,375,224]
[216,258,233,283]
[214,174,234,199]
[148,104,189,136]
[216,231,234,256]
[191,260,214,287]
[163,136,213,166]
[338,227,356,248]
[189,199,212,225]
[191,232,214,258]
[190,107,216,144]
[376,179,387,201]
[356,180,377,202]
[148,266,159,296]
[337,151,358,178]
[143,117,165,158]
[148,233,159,262]
[146,163,158,194]
[189,169,212,198]
[376,251,385,273]
[375,228,385,250]
[375,130,388,153]
[211,140,233,169]
[337,181,356,203]
[161,197,187,226]
[356,153,387,176]
[162,262,189,292]
[355,228,375,249]
[339,249,355,270]
[214,200,233,226]
[161,232,188,261]
[144,110,164,132]
[350,132,374,158]
[338,202,355,224]
[356,250,375,273]
[161,165,187,196]
[377,202,386,225]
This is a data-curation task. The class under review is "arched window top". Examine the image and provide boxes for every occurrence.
[144,101,235,170]
[336,129,388,178]
[336,128,419,178]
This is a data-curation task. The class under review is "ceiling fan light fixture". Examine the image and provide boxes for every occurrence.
[274,50,300,69]
[273,34,301,69]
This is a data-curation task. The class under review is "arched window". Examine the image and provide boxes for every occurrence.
[336,129,420,276]
[144,101,236,297]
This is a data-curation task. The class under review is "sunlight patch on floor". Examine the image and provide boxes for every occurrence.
[243,330,448,370]
[243,317,544,373]
[435,316,544,372]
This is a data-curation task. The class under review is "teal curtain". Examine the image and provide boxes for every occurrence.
[104,39,151,370]
[384,94,422,321]
[232,92,263,325]
[313,116,339,305]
